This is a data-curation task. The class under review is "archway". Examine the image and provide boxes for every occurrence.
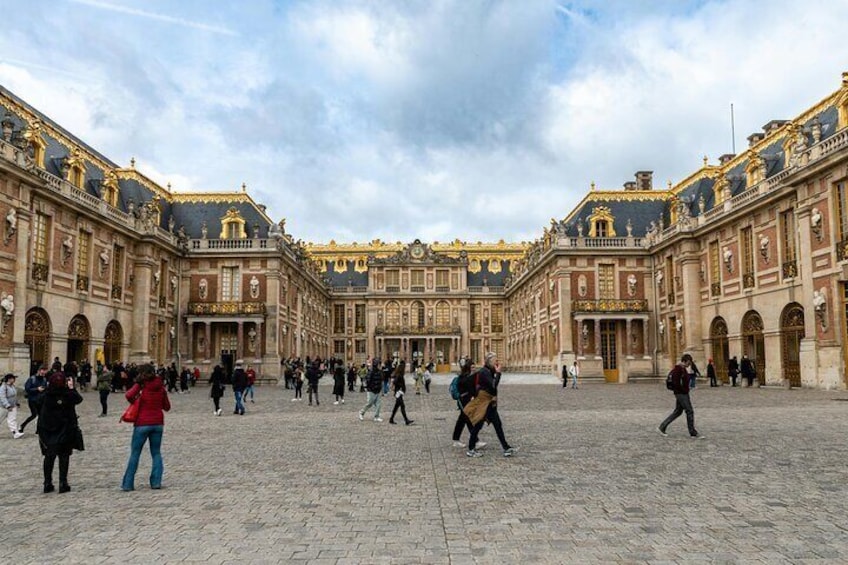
[25,308,51,374]
[104,320,123,366]
[710,317,730,384]
[67,315,91,365]
[780,304,804,387]
[741,310,765,384]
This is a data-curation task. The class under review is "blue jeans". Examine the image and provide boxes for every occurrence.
[121,425,164,490]
[244,385,255,400]
[234,389,245,413]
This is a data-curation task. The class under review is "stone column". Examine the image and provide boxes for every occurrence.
[795,204,818,383]
[204,322,211,361]
[254,321,263,361]
[186,322,194,363]
[557,272,573,358]
[236,321,244,361]
[576,319,584,357]
[8,208,31,375]
[625,318,633,357]
[594,318,602,358]
[129,249,155,364]
[679,240,705,357]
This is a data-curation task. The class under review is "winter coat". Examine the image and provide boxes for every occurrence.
[333,366,345,396]
[125,378,170,427]
[37,387,83,455]
[209,368,226,399]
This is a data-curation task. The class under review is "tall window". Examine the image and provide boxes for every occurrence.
[781,209,797,278]
[31,213,49,282]
[491,303,504,333]
[435,301,450,327]
[111,245,124,299]
[355,304,366,333]
[598,264,615,299]
[222,267,240,300]
[385,302,400,327]
[436,269,449,291]
[470,303,482,332]
[333,304,345,333]
[709,241,721,296]
[411,269,424,291]
[334,340,345,356]
[386,269,400,291]
[491,339,504,363]
[595,220,609,237]
[837,182,848,244]
[76,230,90,291]
[411,301,425,329]
[741,227,754,288]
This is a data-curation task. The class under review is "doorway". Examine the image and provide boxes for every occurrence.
[67,315,90,364]
[600,320,618,382]
[780,304,804,387]
[710,317,730,384]
[742,311,766,383]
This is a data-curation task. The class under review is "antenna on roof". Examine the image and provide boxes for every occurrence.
[730,103,736,155]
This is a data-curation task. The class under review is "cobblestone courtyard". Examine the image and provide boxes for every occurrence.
[3,379,848,564]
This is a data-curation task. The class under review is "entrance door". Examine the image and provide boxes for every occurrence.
[410,339,421,368]
[435,338,452,372]
[67,315,90,364]
[742,311,766,383]
[600,320,618,382]
[710,317,730,384]
[780,304,804,387]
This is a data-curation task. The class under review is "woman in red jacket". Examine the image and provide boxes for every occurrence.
[121,365,171,491]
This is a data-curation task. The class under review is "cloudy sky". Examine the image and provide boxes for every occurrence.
[1,0,847,243]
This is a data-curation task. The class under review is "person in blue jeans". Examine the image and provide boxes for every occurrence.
[121,365,171,491]
[232,362,248,415]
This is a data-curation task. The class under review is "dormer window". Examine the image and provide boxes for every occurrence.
[745,151,766,187]
[65,148,86,189]
[587,206,617,237]
[713,176,729,206]
[837,72,848,129]
[23,120,47,168]
[101,170,120,208]
[219,207,246,240]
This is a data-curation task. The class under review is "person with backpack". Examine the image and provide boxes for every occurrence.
[451,359,485,449]
[19,364,49,432]
[358,359,384,422]
[465,353,515,458]
[388,361,414,425]
[658,353,704,439]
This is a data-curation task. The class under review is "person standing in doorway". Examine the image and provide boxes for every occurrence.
[568,361,579,389]
[707,359,718,387]
[389,361,414,425]
[658,354,703,439]
[728,356,740,387]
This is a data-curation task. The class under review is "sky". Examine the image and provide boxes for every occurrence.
[1,0,847,244]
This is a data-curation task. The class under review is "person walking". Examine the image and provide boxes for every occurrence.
[37,372,83,493]
[244,365,257,403]
[333,363,346,405]
[658,353,703,439]
[0,374,25,438]
[179,367,190,394]
[741,355,756,387]
[728,356,740,387]
[451,359,485,448]
[166,363,179,393]
[707,358,718,387]
[209,365,226,416]
[359,359,384,422]
[95,365,112,417]
[292,365,304,401]
[423,366,432,394]
[381,360,392,396]
[307,361,321,406]
[561,364,568,388]
[20,365,49,432]
[232,362,248,415]
[347,364,356,392]
[389,361,414,425]
[568,361,579,389]
[121,365,171,491]
[465,353,517,458]
[413,365,423,395]
[357,363,368,392]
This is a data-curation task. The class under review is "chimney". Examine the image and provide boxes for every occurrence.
[635,170,653,190]
[747,132,765,147]
[719,153,735,165]
[623,181,637,191]
[762,119,788,136]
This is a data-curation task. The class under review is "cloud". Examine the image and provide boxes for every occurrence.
[68,0,238,36]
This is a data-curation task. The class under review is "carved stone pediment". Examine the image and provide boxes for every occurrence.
[368,239,468,266]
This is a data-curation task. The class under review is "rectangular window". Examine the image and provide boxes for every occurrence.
[411,269,425,292]
[471,339,482,365]
[355,339,366,354]
[333,304,346,333]
[334,339,345,356]
[599,264,615,299]
[355,304,366,333]
[76,230,90,291]
[741,227,754,288]
[222,267,240,301]
[491,303,504,333]
[470,303,482,333]
[781,209,797,278]
[490,339,504,363]
[709,241,721,296]
[386,269,400,291]
[837,182,848,242]
[160,261,169,304]
[436,269,449,291]
[32,213,49,281]
[111,245,124,299]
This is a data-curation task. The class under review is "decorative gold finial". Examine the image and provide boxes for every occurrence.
[242,182,247,193]
[130,157,136,169]
[590,181,596,191]
[703,155,708,167]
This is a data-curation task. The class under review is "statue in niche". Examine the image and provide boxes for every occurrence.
[759,234,770,262]
[61,235,74,265]
[153,270,161,290]
[98,248,110,277]
[813,288,827,330]
[658,320,665,337]
[0,292,13,336]
[626,274,637,297]
[577,274,588,298]
[249,276,260,298]
[248,327,257,353]
[655,269,664,289]
[810,207,823,241]
[4,208,17,244]
[198,278,208,300]
[723,247,734,273]
[170,275,178,294]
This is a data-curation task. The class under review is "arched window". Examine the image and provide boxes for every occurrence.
[435,301,450,327]
[385,301,400,328]
[104,320,123,365]
[25,308,51,368]
[411,301,425,329]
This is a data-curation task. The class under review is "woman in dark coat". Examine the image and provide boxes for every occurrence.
[37,372,83,493]
[333,364,346,404]
[389,361,414,426]
[209,365,225,416]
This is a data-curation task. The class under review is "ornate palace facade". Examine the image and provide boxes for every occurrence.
[2,73,848,388]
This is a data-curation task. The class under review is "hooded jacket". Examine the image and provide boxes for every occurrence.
[125,377,171,427]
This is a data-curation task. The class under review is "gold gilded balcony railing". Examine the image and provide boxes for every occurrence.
[187,302,267,315]
[375,324,462,336]
[571,299,648,313]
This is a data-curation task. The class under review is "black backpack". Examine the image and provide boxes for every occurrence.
[665,370,675,391]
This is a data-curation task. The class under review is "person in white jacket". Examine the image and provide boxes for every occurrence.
[568,362,579,389]
[0,374,25,438]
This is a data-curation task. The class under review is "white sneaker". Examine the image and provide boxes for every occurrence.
[452,441,465,448]
[341,399,345,404]
[13,431,24,439]
[374,417,383,423]
[216,409,222,416]
[359,412,364,421]
[291,398,297,402]
[333,401,339,405]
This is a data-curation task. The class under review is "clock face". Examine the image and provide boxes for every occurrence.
[411,245,424,259]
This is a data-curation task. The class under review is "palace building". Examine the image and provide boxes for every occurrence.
[2,72,848,388]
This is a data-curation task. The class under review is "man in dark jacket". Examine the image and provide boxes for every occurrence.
[19,365,49,433]
[740,355,756,387]
[658,353,703,438]
[358,360,384,422]
[467,352,516,457]
[232,362,248,415]
[307,362,321,406]
[728,356,740,387]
